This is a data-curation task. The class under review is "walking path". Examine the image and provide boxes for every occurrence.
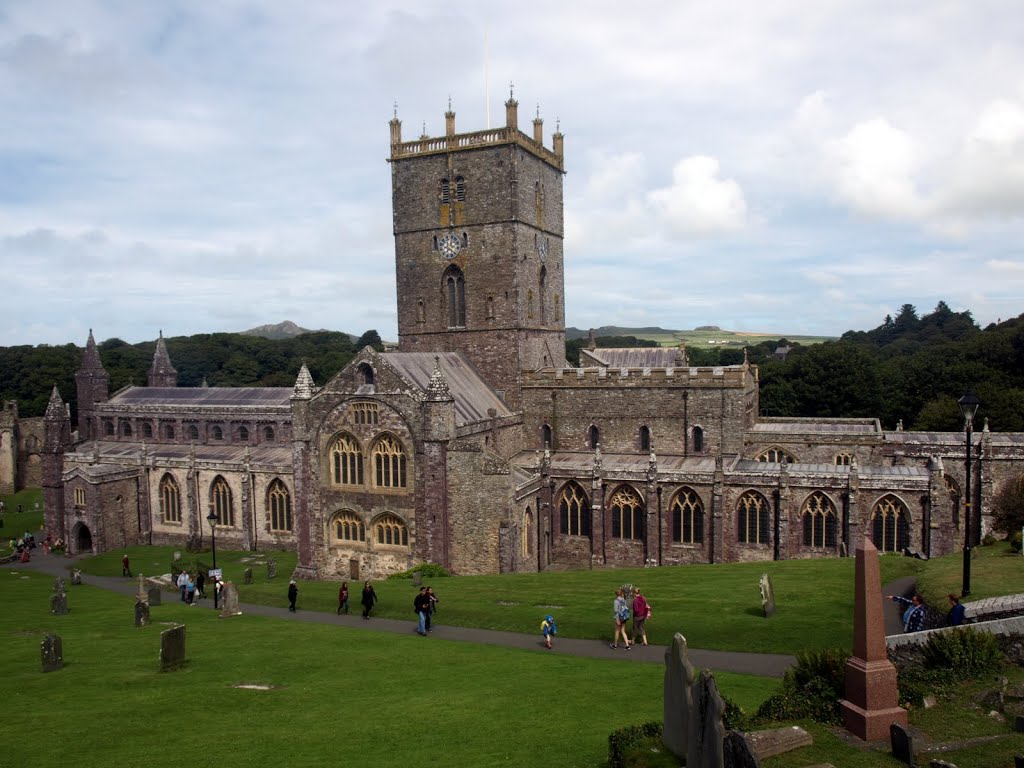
[7,551,796,678]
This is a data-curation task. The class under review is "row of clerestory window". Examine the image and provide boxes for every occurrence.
[544,424,705,453]
[103,420,275,443]
[158,475,292,532]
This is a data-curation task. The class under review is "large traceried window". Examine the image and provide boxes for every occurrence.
[522,508,534,557]
[375,513,409,547]
[373,435,407,489]
[871,494,910,553]
[801,491,837,548]
[268,479,292,532]
[445,266,466,327]
[559,482,591,536]
[670,487,704,544]
[210,476,234,527]
[331,433,364,486]
[610,486,644,540]
[333,511,365,543]
[737,490,770,544]
[160,474,181,523]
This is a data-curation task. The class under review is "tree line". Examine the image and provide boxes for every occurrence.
[3,303,1022,432]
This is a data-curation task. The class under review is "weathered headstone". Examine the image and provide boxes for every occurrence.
[147,585,162,606]
[890,723,914,765]
[135,599,150,627]
[759,573,775,618]
[159,625,186,671]
[687,669,727,768]
[52,577,66,594]
[243,567,253,585]
[173,551,181,561]
[40,633,63,673]
[219,581,242,617]
[840,537,908,740]
[70,569,82,585]
[723,731,760,768]
[412,571,422,587]
[267,559,277,579]
[50,591,68,615]
[663,632,697,760]
[745,726,813,760]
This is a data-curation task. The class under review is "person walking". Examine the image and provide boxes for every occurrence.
[888,593,927,632]
[631,588,651,646]
[610,588,631,649]
[413,587,430,635]
[360,580,377,619]
[425,586,438,632]
[337,581,349,615]
[177,570,188,602]
[122,554,131,577]
[288,580,299,612]
[186,574,196,605]
[541,614,557,649]
[196,571,206,600]
[947,593,966,626]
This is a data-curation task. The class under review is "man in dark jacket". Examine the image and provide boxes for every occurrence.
[288,580,298,612]
[414,587,430,636]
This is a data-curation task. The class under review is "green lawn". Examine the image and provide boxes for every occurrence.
[0,488,44,555]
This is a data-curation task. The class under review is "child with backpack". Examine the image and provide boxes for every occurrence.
[541,615,557,649]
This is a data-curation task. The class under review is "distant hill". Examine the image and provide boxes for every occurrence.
[240,321,323,340]
[565,326,834,347]
[565,326,679,340]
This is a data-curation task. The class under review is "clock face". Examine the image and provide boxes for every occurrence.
[438,233,461,259]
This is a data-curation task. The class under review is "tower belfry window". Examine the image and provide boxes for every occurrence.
[440,178,450,205]
[455,176,466,202]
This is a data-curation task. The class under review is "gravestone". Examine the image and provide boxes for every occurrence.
[745,726,812,759]
[759,573,775,618]
[52,577,66,594]
[412,571,422,587]
[219,582,242,617]
[135,599,150,627]
[663,632,697,760]
[159,625,186,671]
[70,569,82,585]
[40,633,63,673]
[723,731,760,767]
[50,591,68,615]
[687,669,727,768]
[267,559,277,579]
[243,567,253,585]
[147,585,162,606]
[890,723,914,765]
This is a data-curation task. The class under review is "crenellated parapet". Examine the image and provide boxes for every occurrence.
[522,364,754,388]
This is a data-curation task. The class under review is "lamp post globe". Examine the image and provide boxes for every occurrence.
[957,390,981,598]
[206,512,219,608]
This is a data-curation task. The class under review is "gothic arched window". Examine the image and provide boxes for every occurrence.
[210,476,234,527]
[445,266,466,328]
[541,423,553,449]
[142,422,153,439]
[440,178,450,205]
[372,434,407,489]
[671,487,704,544]
[693,426,704,453]
[756,447,795,463]
[263,425,275,442]
[559,482,591,536]
[163,424,175,440]
[871,494,910,553]
[801,491,837,548]
[610,486,644,540]
[332,511,365,542]
[375,513,409,547]
[737,490,770,544]
[330,433,364,486]
[588,425,600,449]
[268,478,292,532]
[187,424,199,441]
[522,508,534,557]
[455,175,466,202]
[160,474,181,523]
[639,425,651,452]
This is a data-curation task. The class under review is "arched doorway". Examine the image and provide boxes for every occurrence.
[73,522,93,554]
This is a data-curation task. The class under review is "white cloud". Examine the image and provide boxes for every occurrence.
[647,156,748,235]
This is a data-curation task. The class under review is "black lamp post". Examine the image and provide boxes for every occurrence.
[958,390,980,598]
[206,511,219,608]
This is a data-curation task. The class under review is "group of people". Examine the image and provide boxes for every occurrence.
[609,587,652,650]
[12,532,39,562]
[413,586,439,635]
[887,592,967,632]
[175,569,208,605]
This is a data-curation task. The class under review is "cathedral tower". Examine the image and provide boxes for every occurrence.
[75,329,109,440]
[388,95,567,408]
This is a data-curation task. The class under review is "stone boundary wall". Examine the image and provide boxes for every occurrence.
[886,616,1024,669]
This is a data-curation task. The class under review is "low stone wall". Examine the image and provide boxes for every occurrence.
[964,594,1024,623]
[886,616,1024,669]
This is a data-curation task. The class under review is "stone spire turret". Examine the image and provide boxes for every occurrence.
[147,330,178,387]
[292,363,315,399]
[426,356,453,401]
[75,329,109,440]
[42,385,71,542]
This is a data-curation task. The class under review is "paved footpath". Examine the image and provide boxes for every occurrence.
[8,551,796,677]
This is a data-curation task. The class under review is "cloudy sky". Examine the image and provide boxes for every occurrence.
[3,1,1024,346]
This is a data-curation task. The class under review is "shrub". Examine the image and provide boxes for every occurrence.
[1012,531,1023,554]
[607,721,662,768]
[388,563,451,580]
[752,647,850,725]
[920,627,1003,679]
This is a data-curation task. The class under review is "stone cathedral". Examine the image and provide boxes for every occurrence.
[11,96,1024,580]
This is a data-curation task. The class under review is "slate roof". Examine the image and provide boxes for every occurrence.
[732,458,928,477]
[107,387,292,408]
[382,352,513,425]
[750,420,879,434]
[511,451,717,474]
[68,440,293,467]
[579,347,687,369]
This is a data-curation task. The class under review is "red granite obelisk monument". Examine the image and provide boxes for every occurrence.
[840,537,908,740]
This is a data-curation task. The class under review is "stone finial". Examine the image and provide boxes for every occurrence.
[677,341,688,367]
[426,356,453,401]
[44,386,65,419]
[587,328,596,350]
[81,328,105,371]
[743,346,749,365]
[292,363,315,399]
[201,376,209,388]
[147,330,178,387]
[897,419,903,431]
[593,443,602,476]
[984,417,990,433]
